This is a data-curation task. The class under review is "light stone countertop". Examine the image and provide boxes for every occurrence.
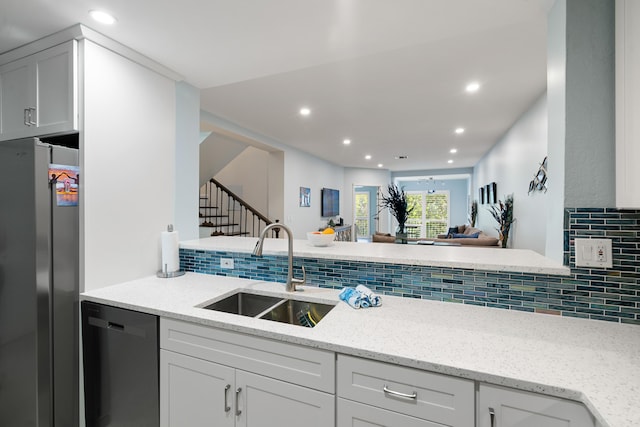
[181,236,571,275]
[81,272,639,427]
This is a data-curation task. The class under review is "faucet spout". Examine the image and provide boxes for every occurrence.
[253,223,305,292]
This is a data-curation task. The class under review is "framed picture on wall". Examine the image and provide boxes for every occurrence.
[490,182,497,204]
[299,187,310,207]
[479,187,485,204]
[485,184,491,204]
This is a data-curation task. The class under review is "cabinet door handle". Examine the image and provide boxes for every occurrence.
[224,384,231,412]
[24,108,30,126]
[382,384,417,400]
[489,407,496,427]
[235,387,242,416]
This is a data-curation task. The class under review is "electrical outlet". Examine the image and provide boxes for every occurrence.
[575,238,612,268]
[220,258,234,269]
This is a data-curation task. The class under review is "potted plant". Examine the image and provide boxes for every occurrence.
[379,184,414,243]
[488,194,514,248]
[469,200,478,227]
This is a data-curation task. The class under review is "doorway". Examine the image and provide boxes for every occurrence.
[354,186,378,241]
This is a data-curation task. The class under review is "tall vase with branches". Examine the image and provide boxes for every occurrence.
[469,200,478,227]
[379,184,414,242]
[488,194,514,248]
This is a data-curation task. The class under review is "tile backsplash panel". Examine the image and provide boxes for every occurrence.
[181,208,639,325]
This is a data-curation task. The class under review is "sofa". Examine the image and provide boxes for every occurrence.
[434,225,499,246]
[372,232,396,243]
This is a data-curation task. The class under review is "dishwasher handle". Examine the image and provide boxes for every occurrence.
[87,316,147,337]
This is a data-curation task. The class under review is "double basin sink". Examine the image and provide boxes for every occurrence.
[202,290,335,328]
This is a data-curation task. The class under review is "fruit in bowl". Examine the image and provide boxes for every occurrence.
[307,229,335,246]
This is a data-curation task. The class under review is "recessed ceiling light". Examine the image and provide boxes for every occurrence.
[343,139,351,145]
[299,107,311,116]
[89,10,117,25]
[465,82,480,93]
[377,163,383,168]
[455,127,465,134]
[448,159,454,164]
[365,155,372,160]
[450,148,458,154]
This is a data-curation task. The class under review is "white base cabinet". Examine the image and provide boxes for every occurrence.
[337,354,474,427]
[160,318,335,427]
[0,41,77,141]
[477,384,594,427]
[161,350,234,427]
[338,398,446,427]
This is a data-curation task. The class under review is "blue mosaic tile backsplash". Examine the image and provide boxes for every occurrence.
[181,208,640,325]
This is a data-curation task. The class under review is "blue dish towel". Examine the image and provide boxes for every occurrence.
[356,285,382,307]
[339,287,364,309]
[339,286,382,309]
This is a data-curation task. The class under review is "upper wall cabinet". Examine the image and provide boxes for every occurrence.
[0,40,77,141]
[616,0,640,208]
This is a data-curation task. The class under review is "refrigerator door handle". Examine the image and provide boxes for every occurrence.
[29,107,37,126]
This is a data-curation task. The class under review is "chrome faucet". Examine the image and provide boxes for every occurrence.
[252,223,305,292]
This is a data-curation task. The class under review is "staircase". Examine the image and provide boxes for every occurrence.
[200,178,277,238]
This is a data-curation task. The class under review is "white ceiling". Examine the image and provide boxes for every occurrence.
[1,0,554,172]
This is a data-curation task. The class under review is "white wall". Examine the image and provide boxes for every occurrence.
[200,132,248,186]
[344,168,391,233]
[284,149,345,238]
[81,40,176,290]
[175,81,200,241]
[473,94,548,254]
[546,0,567,261]
[215,146,270,214]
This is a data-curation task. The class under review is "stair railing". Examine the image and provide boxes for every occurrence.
[200,178,279,238]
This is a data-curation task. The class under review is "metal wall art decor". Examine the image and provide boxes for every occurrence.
[528,156,548,194]
[299,187,311,207]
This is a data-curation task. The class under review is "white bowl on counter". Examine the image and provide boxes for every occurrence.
[306,231,335,247]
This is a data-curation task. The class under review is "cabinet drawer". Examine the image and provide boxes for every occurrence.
[337,354,473,426]
[338,398,442,427]
[160,318,334,393]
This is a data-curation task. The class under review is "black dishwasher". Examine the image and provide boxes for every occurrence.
[82,301,159,427]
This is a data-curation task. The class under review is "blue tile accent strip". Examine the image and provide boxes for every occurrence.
[181,208,640,325]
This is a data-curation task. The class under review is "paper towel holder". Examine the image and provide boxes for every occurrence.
[157,267,185,278]
[157,224,186,278]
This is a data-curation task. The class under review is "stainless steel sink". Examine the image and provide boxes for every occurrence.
[202,292,283,317]
[201,290,335,328]
[259,299,335,328]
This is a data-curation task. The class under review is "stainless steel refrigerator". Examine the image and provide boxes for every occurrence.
[0,137,79,427]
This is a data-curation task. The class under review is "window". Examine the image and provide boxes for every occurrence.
[406,191,450,239]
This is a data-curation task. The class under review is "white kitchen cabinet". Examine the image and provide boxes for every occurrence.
[477,384,594,427]
[338,398,444,427]
[616,0,640,207]
[160,318,336,426]
[337,354,474,427]
[161,349,235,427]
[0,41,77,141]
[236,369,334,427]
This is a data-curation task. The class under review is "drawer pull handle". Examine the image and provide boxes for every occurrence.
[383,384,417,400]
[224,384,231,412]
[489,407,496,427]
[235,387,242,416]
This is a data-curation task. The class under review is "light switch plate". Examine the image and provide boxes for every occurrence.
[574,238,612,268]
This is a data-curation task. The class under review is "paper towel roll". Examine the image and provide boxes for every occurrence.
[161,229,180,273]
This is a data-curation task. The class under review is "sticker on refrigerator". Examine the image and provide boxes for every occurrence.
[49,164,79,206]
